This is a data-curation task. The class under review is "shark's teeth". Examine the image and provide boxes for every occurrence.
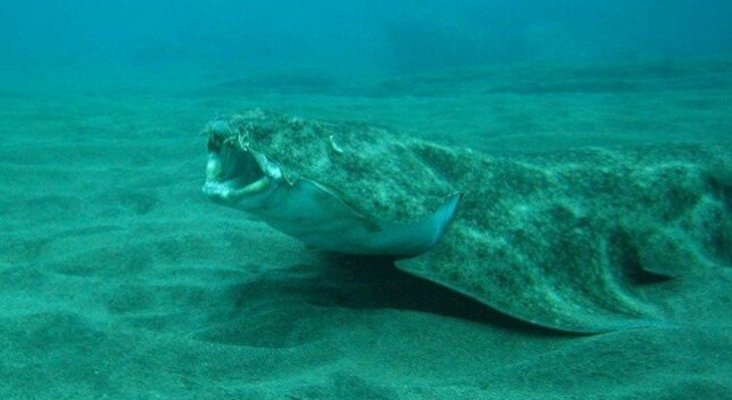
[205,156,222,180]
[230,176,272,197]
[202,176,272,202]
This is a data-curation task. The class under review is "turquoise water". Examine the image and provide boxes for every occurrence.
[1,2,731,399]
[2,1,731,80]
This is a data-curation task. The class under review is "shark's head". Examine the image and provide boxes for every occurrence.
[201,112,460,258]
[202,120,283,210]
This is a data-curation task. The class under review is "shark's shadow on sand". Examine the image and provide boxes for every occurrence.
[225,255,576,338]
[314,255,575,334]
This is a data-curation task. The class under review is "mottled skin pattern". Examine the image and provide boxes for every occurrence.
[203,110,732,333]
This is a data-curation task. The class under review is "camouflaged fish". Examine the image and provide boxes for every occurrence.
[202,109,732,333]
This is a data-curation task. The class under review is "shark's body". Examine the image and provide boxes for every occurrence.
[200,109,706,334]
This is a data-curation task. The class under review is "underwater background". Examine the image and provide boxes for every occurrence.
[1,1,731,399]
[2,0,732,90]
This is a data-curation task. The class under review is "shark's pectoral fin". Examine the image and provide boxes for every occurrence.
[374,191,461,257]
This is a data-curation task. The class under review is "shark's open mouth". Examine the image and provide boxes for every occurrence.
[202,135,282,204]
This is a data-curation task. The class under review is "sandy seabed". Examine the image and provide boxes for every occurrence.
[1,62,731,399]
